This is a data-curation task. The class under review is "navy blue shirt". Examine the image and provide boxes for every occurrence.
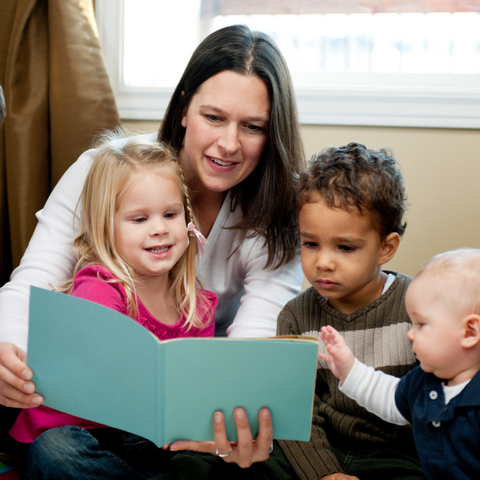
[395,366,480,480]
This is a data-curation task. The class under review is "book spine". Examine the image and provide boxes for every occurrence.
[158,343,165,447]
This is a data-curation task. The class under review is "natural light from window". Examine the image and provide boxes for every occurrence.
[96,0,480,127]
[123,1,480,88]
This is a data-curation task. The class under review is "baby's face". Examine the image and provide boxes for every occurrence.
[299,197,386,314]
[406,277,464,384]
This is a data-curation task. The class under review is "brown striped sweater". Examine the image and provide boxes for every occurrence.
[277,272,417,480]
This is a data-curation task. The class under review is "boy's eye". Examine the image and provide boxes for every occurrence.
[339,245,355,252]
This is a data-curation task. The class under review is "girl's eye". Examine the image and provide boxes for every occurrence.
[339,245,355,252]
[302,241,318,248]
[164,213,176,219]
[133,217,147,223]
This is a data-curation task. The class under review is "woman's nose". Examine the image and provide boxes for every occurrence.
[217,124,240,155]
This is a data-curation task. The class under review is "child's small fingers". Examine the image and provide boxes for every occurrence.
[318,352,330,363]
[326,344,338,356]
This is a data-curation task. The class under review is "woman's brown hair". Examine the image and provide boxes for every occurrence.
[160,25,305,269]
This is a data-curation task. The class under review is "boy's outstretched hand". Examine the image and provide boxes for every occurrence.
[318,326,355,384]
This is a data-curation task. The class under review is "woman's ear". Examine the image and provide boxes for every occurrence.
[461,314,480,349]
[378,232,400,266]
[180,91,187,128]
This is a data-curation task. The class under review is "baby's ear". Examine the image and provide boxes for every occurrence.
[461,314,480,348]
[378,232,400,266]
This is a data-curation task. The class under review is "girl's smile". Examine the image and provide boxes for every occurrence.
[145,245,173,257]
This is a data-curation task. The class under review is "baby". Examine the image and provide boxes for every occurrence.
[320,248,480,480]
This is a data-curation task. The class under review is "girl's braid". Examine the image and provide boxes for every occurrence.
[176,163,195,224]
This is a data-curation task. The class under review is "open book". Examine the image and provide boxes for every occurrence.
[27,286,318,447]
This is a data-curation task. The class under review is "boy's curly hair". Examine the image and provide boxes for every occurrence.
[297,142,408,239]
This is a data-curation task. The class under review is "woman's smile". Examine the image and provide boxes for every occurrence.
[206,155,239,170]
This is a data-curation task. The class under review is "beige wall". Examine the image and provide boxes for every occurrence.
[122,120,480,281]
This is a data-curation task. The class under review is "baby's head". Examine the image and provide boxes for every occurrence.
[406,248,480,384]
[297,142,408,313]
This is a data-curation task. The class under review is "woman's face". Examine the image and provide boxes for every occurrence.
[180,70,271,195]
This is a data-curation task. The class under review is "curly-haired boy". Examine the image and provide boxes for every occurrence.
[278,143,425,480]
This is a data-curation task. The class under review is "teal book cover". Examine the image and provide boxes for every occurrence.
[27,286,318,447]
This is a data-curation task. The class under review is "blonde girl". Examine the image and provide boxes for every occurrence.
[61,132,215,332]
[10,134,217,478]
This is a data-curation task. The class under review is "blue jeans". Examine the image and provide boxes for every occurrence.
[330,442,426,480]
[28,426,177,480]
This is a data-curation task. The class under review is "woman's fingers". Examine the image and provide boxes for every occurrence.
[217,408,273,467]
[253,408,273,462]
[0,342,43,408]
[212,410,234,457]
[169,440,215,453]
[170,408,274,469]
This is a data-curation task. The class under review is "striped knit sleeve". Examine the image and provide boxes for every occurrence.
[277,296,344,479]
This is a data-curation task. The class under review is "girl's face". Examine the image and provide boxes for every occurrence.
[114,171,189,279]
[180,70,271,195]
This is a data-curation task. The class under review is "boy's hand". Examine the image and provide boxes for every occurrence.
[318,326,355,384]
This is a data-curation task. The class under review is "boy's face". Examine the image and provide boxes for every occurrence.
[299,198,389,314]
[406,276,465,385]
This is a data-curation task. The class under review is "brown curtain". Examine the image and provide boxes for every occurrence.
[0,0,120,285]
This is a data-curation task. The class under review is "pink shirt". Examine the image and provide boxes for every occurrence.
[11,265,217,443]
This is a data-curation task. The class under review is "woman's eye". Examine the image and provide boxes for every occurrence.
[205,114,220,122]
[246,124,263,132]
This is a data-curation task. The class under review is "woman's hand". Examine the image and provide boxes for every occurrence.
[0,342,43,408]
[169,407,273,468]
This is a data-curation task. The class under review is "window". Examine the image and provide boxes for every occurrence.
[95,0,480,128]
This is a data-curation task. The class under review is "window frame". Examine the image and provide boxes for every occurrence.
[95,0,480,128]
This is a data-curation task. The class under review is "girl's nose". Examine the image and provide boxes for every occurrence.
[150,218,167,236]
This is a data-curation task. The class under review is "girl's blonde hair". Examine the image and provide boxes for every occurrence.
[60,130,207,330]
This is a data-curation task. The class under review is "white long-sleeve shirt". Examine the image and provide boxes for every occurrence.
[0,133,303,350]
[340,358,469,424]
